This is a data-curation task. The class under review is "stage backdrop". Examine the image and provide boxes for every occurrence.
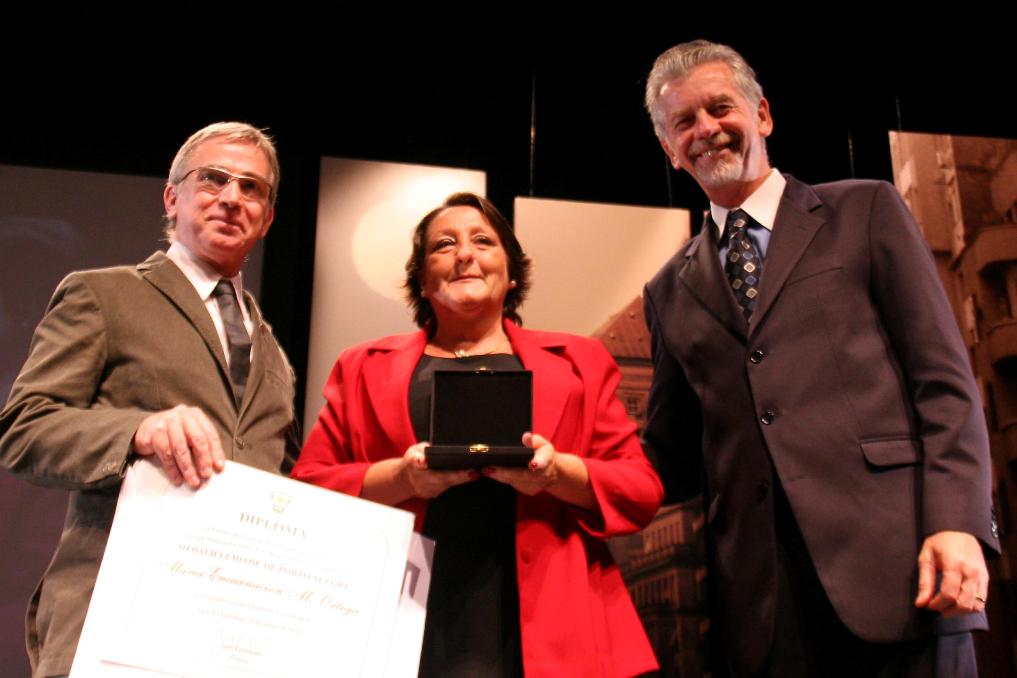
[303,157,486,434]
[889,131,1017,677]
[0,163,265,678]
[514,197,689,334]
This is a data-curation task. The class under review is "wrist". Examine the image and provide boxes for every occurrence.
[396,457,419,499]
[363,458,414,506]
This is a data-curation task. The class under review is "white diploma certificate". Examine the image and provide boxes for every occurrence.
[70,460,428,678]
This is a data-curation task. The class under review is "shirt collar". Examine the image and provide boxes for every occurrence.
[166,241,244,302]
[711,169,786,238]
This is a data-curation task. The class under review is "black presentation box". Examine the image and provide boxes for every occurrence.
[425,369,534,470]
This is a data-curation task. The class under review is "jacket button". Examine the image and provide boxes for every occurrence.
[758,482,770,500]
[749,350,765,364]
[235,437,247,449]
[760,410,775,425]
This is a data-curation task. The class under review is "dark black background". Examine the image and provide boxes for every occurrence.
[4,9,1014,422]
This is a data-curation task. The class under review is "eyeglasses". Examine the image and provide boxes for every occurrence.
[179,166,273,203]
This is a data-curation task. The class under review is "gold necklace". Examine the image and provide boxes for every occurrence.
[432,337,510,359]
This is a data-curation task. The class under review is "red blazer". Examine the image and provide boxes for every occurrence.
[294,320,663,677]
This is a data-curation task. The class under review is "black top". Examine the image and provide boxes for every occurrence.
[411,353,524,678]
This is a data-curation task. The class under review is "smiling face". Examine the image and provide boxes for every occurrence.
[656,61,773,206]
[419,205,512,323]
[163,139,275,277]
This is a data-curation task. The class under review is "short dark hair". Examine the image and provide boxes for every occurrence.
[404,192,531,330]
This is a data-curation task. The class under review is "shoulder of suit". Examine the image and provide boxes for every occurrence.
[57,260,150,295]
[811,177,887,190]
[780,175,902,217]
[48,253,183,317]
[58,251,169,284]
[805,177,893,202]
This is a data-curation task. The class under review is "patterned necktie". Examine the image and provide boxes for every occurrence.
[724,209,763,321]
[212,280,252,405]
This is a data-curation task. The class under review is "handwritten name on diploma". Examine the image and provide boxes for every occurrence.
[160,560,360,616]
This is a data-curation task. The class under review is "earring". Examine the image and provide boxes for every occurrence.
[509,280,517,288]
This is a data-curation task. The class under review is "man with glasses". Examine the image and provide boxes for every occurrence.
[0,122,299,678]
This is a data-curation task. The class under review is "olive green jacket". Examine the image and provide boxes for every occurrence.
[0,251,299,677]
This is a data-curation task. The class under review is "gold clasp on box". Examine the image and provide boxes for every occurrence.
[468,444,490,454]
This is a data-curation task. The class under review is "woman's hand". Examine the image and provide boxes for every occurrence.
[400,442,477,499]
[483,433,596,510]
[483,433,557,495]
[361,442,476,505]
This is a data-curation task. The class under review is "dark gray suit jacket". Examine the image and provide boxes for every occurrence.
[0,251,299,677]
[643,176,998,677]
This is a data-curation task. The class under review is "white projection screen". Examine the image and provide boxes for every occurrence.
[514,197,690,335]
[304,158,486,433]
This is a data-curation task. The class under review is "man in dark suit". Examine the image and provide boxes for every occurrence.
[641,40,999,677]
[0,122,299,678]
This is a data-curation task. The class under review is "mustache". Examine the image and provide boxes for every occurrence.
[690,132,739,157]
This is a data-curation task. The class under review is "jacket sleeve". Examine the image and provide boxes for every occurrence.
[867,181,998,553]
[641,285,706,506]
[570,338,664,539]
[290,350,375,497]
[0,273,148,489]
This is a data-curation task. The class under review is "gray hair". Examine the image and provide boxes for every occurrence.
[164,122,280,235]
[645,40,764,138]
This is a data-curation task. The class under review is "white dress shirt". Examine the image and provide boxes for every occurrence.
[711,168,786,262]
[166,241,252,366]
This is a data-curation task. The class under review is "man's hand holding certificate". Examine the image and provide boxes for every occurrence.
[71,460,430,677]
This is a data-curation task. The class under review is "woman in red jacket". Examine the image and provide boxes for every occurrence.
[293,193,662,678]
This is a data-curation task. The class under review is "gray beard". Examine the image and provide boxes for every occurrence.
[695,152,746,188]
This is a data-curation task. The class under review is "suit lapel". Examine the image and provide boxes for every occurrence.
[505,321,570,441]
[750,177,825,334]
[138,252,231,382]
[362,332,426,451]
[679,212,748,340]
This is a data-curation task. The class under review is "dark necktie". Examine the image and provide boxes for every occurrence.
[212,280,252,405]
[724,209,763,321]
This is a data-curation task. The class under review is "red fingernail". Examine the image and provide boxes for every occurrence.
[482,467,494,476]
[529,461,538,470]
